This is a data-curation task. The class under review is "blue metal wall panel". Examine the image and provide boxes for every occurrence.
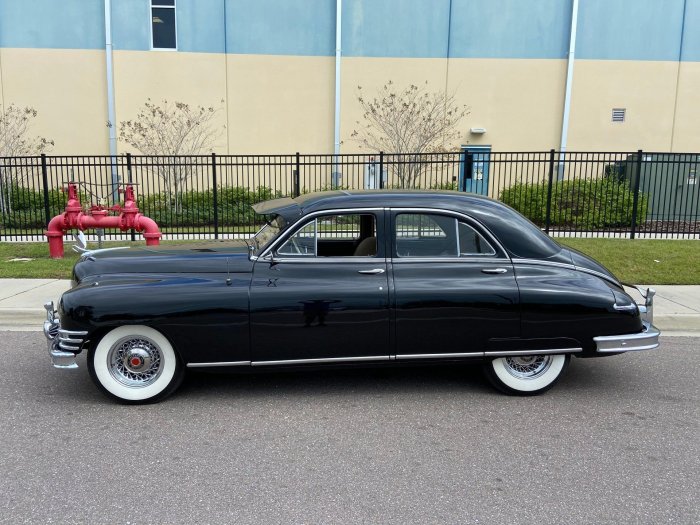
[111,0,151,51]
[0,0,698,61]
[681,0,700,61]
[0,0,104,50]
[448,0,572,59]
[576,0,686,61]
[342,0,450,58]
[178,0,226,53]
[225,0,335,56]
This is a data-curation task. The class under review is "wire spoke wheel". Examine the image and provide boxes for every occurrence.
[108,336,164,387]
[484,354,570,395]
[88,325,184,404]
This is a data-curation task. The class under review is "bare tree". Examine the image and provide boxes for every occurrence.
[0,104,55,213]
[119,99,224,211]
[351,81,469,188]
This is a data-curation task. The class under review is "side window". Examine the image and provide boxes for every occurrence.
[395,213,457,257]
[277,221,316,256]
[152,0,177,50]
[458,221,496,256]
[275,214,378,258]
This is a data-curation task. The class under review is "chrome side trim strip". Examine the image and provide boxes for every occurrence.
[594,322,660,353]
[395,352,483,360]
[484,348,582,357]
[187,361,252,368]
[251,355,390,366]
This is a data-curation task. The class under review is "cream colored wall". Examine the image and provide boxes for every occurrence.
[113,50,228,154]
[671,61,700,152]
[566,60,680,151]
[113,52,335,155]
[339,57,567,153]
[225,54,335,154]
[0,48,109,154]
[1,48,699,157]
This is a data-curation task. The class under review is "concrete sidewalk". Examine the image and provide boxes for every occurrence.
[0,279,699,334]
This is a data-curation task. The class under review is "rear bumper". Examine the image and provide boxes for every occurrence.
[594,321,660,353]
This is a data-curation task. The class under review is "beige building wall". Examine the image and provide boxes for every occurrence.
[566,60,680,152]
[1,48,699,156]
[670,61,700,153]
[0,48,109,154]
[225,54,335,154]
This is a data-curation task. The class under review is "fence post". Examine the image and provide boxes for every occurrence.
[40,154,51,228]
[379,152,384,189]
[126,153,136,242]
[294,152,301,197]
[544,149,555,234]
[212,153,219,239]
[630,149,643,240]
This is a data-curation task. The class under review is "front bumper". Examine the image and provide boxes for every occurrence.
[43,301,87,369]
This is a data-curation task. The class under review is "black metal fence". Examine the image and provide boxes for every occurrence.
[1,150,698,241]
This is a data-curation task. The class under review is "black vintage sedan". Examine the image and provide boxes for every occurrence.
[43,190,660,403]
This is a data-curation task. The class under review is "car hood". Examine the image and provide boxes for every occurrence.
[72,241,253,282]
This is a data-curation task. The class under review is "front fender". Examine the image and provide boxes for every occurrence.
[59,273,251,364]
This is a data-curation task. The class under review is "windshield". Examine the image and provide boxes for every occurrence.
[251,215,287,255]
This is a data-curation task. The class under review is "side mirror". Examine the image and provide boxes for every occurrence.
[71,231,88,253]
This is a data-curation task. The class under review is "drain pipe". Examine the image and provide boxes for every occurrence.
[559,0,579,177]
[104,0,119,200]
[332,0,342,186]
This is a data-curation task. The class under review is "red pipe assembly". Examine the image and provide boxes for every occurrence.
[45,183,161,258]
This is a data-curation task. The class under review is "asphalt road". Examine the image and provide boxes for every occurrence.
[0,332,698,525]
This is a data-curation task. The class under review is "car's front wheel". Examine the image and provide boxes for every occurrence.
[484,354,570,395]
[88,325,184,403]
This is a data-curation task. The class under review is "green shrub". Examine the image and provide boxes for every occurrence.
[500,179,648,229]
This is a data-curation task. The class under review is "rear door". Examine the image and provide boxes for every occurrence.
[390,210,520,358]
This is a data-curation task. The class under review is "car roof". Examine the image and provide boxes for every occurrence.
[253,190,562,259]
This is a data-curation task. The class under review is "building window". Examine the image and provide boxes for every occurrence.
[151,0,176,50]
[612,108,626,123]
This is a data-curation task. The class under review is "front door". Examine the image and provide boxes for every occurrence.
[249,211,391,363]
[390,210,519,358]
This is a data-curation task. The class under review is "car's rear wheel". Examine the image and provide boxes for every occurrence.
[88,325,184,404]
[484,354,570,395]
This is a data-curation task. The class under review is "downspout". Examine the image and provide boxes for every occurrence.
[104,0,119,201]
[333,0,342,181]
[559,0,579,176]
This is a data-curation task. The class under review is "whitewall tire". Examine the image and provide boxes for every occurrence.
[484,354,570,395]
[88,325,184,403]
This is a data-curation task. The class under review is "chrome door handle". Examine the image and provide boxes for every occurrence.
[481,268,508,274]
[358,268,385,275]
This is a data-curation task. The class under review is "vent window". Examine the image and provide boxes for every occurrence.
[612,108,626,123]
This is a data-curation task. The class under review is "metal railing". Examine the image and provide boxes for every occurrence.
[1,150,698,241]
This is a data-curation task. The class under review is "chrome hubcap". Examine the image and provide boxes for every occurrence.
[108,337,163,388]
[503,355,552,380]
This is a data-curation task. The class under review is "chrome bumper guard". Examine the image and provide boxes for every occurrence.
[42,301,87,369]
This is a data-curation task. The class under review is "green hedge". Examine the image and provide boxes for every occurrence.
[500,179,648,229]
